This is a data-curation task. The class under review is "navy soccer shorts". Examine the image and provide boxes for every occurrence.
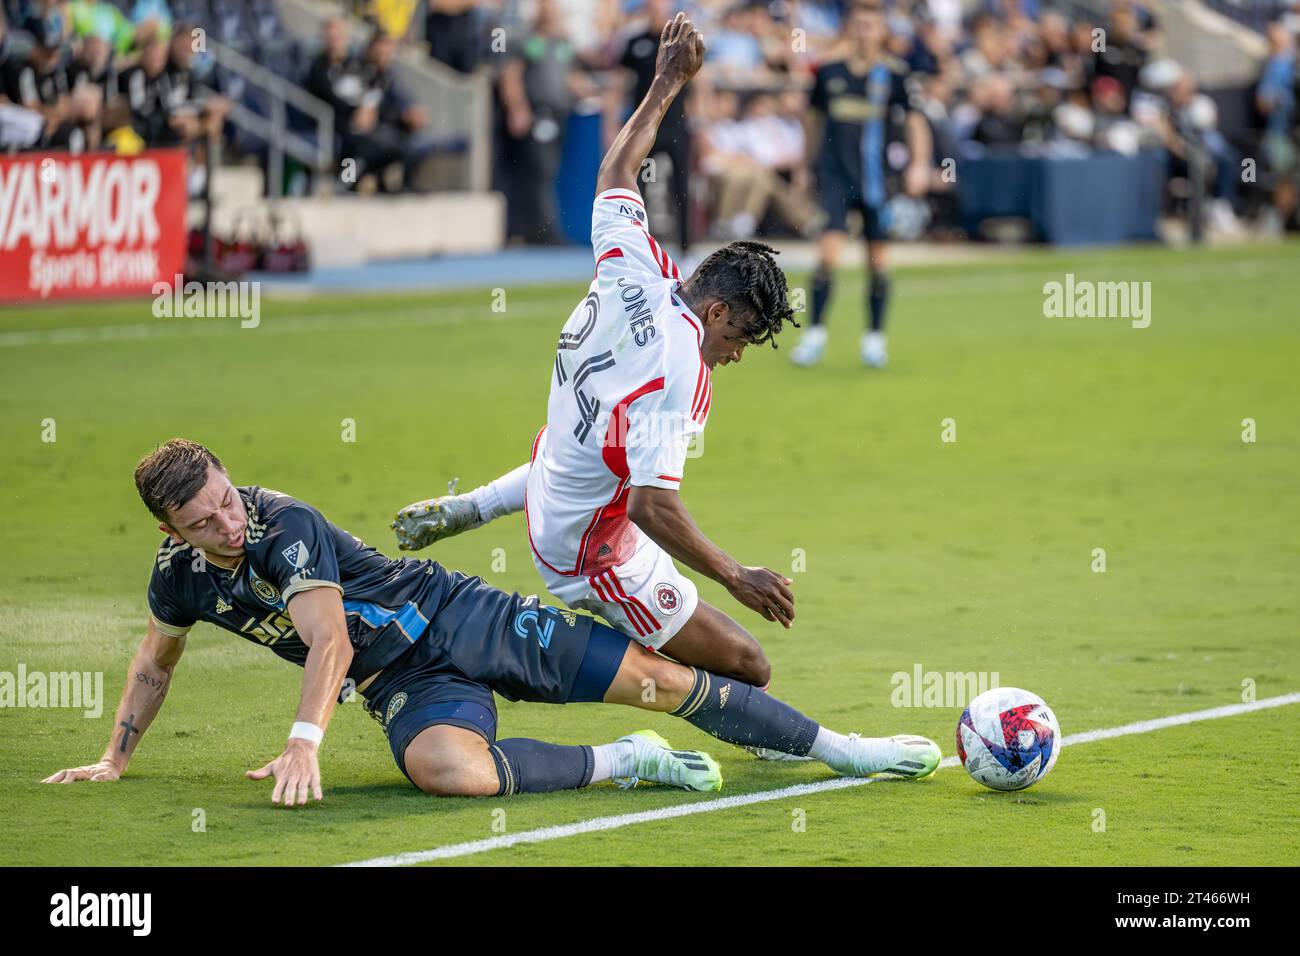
[362,570,632,782]
[816,166,889,240]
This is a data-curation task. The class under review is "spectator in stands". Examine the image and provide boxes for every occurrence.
[1,13,81,150]
[498,0,595,242]
[1256,19,1297,231]
[165,20,229,140]
[911,64,962,234]
[1036,10,1071,68]
[349,28,434,191]
[117,29,222,149]
[960,14,1012,79]
[367,0,419,42]
[700,88,816,239]
[66,27,118,150]
[69,0,138,56]
[1156,66,1242,232]
[1091,74,1140,155]
[115,34,166,145]
[902,9,953,76]
[706,2,769,81]
[426,0,481,74]
[68,27,116,104]
[970,72,1024,146]
[306,16,367,146]
[310,19,432,192]
[129,0,174,42]
[1092,5,1146,111]
[1112,0,1161,51]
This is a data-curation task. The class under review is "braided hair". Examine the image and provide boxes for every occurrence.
[683,240,798,348]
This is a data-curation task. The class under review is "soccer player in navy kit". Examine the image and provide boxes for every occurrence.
[788,1,932,369]
[43,430,939,802]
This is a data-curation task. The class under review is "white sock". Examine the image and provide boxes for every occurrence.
[807,726,851,768]
[465,462,529,522]
[590,740,635,783]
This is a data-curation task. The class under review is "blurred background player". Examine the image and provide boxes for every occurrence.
[788,0,932,369]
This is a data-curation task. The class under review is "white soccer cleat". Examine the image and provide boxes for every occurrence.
[611,730,723,792]
[832,733,941,779]
[790,325,828,367]
[861,331,888,368]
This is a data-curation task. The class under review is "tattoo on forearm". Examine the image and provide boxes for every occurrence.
[134,671,167,695]
[118,713,140,753]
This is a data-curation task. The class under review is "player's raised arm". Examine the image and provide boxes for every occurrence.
[42,619,186,784]
[245,587,353,808]
[596,12,705,195]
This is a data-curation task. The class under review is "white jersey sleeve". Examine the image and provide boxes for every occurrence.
[591,186,682,283]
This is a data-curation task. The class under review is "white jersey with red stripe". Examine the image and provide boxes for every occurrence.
[525,186,712,586]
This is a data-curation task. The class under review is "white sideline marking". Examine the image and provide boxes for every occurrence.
[339,692,1300,867]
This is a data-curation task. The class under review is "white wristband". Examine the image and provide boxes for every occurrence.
[289,721,324,746]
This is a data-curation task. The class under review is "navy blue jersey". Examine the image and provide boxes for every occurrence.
[146,486,450,686]
[809,56,913,208]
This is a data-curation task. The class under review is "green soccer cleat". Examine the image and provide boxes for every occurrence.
[835,733,942,780]
[613,730,723,793]
[392,493,482,551]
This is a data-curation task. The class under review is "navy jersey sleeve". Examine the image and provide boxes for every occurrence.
[147,546,197,637]
[256,504,344,605]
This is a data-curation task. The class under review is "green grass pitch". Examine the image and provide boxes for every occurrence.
[1,241,1298,866]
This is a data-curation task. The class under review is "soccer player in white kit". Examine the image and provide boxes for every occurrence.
[393,13,797,690]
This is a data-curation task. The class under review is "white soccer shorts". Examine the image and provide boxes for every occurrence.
[533,532,698,651]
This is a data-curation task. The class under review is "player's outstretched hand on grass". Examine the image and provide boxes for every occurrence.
[654,12,706,89]
[246,738,323,808]
[727,566,795,629]
[42,759,123,783]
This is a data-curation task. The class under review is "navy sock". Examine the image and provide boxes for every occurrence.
[868,270,891,332]
[670,668,819,756]
[810,266,833,327]
[489,739,594,796]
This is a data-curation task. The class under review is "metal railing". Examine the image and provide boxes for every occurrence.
[209,40,336,195]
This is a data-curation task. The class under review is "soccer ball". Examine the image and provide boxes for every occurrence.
[956,687,1061,791]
